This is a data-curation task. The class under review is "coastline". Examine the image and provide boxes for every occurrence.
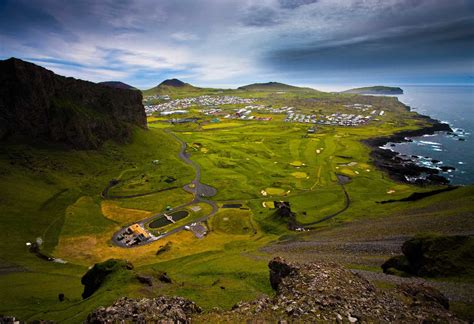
[363,108,453,185]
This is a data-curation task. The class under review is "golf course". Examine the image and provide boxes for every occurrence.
[1,79,473,322]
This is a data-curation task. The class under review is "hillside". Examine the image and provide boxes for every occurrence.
[342,86,403,95]
[0,71,473,322]
[98,81,137,90]
[238,81,316,92]
[0,58,146,149]
[86,257,460,323]
[142,78,201,96]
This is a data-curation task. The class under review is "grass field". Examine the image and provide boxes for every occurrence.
[0,89,472,322]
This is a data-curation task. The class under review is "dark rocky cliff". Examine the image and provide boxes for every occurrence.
[0,58,147,149]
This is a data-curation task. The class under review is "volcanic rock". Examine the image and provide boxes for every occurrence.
[86,296,202,323]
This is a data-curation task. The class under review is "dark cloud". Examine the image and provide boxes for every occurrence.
[279,0,319,10]
[1,0,473,86]
[265,17,474,74]
[0,0,71,38]
[240,6,281,27]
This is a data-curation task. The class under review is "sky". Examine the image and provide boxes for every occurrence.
[0,0,473,90]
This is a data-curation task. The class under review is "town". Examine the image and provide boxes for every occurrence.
[144,95,256,115]
[145,95,386,127]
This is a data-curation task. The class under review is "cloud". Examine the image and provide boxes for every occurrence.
[240,5,281,27]
[170,32,199,42]
[278,0,319,9]
[1,0,473,87]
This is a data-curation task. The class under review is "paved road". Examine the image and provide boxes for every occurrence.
[112,130,218,248]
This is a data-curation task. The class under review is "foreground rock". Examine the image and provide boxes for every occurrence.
[382,234,474,277]
[198,258,462,322]
[87,258,463,323]
[86,296,202,323]
[0,58,146,149]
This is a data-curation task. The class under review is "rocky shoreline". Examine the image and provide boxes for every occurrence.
[363,113,453,185]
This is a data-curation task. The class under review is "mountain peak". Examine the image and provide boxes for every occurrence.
[158,79,187,87]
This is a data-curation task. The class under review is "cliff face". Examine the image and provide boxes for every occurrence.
[0,58,147,149]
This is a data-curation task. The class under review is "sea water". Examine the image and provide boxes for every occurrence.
[389,85,474,185]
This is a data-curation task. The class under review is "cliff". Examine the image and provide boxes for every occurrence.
[0,58,147,149]
[98,81,137,90]
[343,86,404,95]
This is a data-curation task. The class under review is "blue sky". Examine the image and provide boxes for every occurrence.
[1,0,473,90]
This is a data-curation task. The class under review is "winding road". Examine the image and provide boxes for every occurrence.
[111,131,352,247]
[111,130,218,248]
[296,174,351,228]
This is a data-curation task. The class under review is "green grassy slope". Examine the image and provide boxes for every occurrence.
[238,82,317,92]
[0,87,472,322]
[0,127,195,322]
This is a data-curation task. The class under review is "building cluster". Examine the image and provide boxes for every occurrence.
[285,112,380,126]
[145,94,171,102]
[283,103,385,126]
[116,224,153,246]
[144,95,255,115]
[343,103,373,111]
[221,105,293,121]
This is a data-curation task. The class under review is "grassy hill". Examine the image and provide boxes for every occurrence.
[342,86,403,95]
[238,82,317,92]
[142,79,203,96]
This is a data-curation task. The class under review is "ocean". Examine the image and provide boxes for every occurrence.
[387,85,474,185]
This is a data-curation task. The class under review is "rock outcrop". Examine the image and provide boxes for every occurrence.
[86,296,202,323]
[81,259,134,299]
[200,258,462,322]
[268,256,298,290]
[88,258,462,323]
[382,234,474,277]
[0,58,146,149]
[363,117,452,185]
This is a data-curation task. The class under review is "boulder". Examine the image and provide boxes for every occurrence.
[268,257,298,290]
[86,296,202,323]
[136,274,153,286]
[382,234,474,277]
[81,259,134,299]
[398,283,450,310]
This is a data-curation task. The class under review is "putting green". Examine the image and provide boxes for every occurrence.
[262,201,275,208]
[291,172,308,179]
[265,187,286,196]
[290,160,304,167]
